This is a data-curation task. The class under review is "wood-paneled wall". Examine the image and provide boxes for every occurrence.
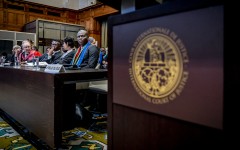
[0,0,118,46]
[78,5,117,46]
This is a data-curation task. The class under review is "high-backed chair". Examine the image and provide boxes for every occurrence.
[88,80,108,113]
[76,79,108,111]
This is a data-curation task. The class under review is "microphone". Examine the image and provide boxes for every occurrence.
[24,50,28,60]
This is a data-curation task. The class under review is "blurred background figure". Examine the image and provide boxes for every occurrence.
[0,52,8,65]
[10,45,21,64]
[88,36,98,46]
[39,47,51,61]
[102,47,108,69]
[96,47,108,69]
[32,46,42,57]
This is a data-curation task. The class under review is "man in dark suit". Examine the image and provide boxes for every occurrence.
[71,29,99,69]
[73,29,99,126]
[39,40,63,64]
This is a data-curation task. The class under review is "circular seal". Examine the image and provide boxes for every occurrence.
[129,27,189,104]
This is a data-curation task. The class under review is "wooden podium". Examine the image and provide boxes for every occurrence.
[107,0,224,149]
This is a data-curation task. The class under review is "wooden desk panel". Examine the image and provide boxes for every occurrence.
[0,66,107,148]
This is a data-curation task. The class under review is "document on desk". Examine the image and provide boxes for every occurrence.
[38,62,48,67]
[24,62,48,67]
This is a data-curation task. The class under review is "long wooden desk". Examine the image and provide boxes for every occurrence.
[0,66,107,148]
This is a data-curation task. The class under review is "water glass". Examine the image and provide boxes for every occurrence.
[35,57,40,70]
[33,56,40,70]
[14,56,20,68]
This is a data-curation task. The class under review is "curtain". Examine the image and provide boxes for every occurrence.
[101,21,108,48]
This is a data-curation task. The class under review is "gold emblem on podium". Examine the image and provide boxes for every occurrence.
[129,27,189,104]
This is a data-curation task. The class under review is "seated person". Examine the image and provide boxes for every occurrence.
[10,45,21,64]
[0,52,10,63]
[74,30,100,126]
[88,36,98,47]
[54,36,76,64]
[18,39,35,62]
[96,47,108,69]
[70,29,99,69]
[40,40,62,64]
[74,29,99,104]
[102,48,108,69]
[32,46,42,57]
[39,47,50,62]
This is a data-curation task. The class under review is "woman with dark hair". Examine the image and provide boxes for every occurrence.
[54,36,76,64]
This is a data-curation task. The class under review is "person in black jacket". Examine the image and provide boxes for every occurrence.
[39,40,63,64]
[70,29,99,69]
[54,36,76,64]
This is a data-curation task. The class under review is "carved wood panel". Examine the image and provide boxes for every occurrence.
[0,0,118,47]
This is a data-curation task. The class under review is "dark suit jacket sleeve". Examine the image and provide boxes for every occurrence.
[81,45,99,69]
[57,50,76,64]
[46,52,63,64]
[39,53,48,62]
